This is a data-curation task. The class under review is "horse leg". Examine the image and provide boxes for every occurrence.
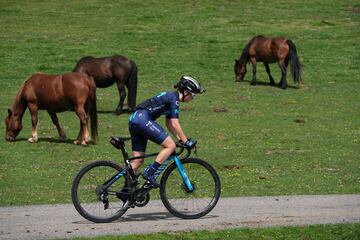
[47,111,66,141]
[74,122,83,145]
[250,57,257,85]
[278,59,288,89]
[114,81,126,115]
[74,105,90,146]
[28,103,38,143]
[264,63,275,86]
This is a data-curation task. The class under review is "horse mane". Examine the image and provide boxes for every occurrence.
[14,81,26,105]
[9,80,27,117]
[238,35,265,65]
[72,56,94,72]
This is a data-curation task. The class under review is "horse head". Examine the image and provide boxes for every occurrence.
[5,109,22,141]
[234,59,247,82]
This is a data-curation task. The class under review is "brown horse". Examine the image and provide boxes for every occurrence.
[5,72,98,146]
[234,36,302,89]
[73,55,138,115]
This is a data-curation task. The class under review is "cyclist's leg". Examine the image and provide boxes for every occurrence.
[129,111,148,171]
[129,110,173,187]
[142,122,175,187]
[131,151,145,172]
[155,136,176,164]
[120,113,148,202]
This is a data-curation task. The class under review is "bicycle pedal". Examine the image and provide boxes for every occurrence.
[122,200,136,209]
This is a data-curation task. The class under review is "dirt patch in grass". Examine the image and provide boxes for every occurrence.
[214,107,228,112]
[294,116,306,124]
[351,5,360,13]
[223,165,243,170]
[235,96,249,101]
[180,106,193,111]
[265,148,304,156]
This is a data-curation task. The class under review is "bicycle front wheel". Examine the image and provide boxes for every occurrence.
[160,158,221,219]
[71,160,129,223]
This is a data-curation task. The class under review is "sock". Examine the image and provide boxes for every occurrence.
[144,161,161,177]
[152,161,161,170]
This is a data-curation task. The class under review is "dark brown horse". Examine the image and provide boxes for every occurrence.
[73,55,138,115]
[234,36,302,89]
[5,72,98,146]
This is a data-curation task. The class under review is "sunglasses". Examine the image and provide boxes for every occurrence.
[185,91,196,98]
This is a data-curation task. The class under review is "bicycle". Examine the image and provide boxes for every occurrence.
[71,136,221,223]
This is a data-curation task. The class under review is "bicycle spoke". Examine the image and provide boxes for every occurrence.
[160,158,221,218]
[72,161,128,223]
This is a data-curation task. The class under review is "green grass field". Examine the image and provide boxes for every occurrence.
[64,224,360,240]
[0,0,359,207]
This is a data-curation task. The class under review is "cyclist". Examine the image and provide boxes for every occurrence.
[128,75,205,188]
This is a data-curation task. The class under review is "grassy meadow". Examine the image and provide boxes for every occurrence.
[0,0,359,206]
[62,223,360,240]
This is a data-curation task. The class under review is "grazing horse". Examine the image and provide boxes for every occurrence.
[73,55,138,115]
[5,72,98,146]
[234,35,302,89]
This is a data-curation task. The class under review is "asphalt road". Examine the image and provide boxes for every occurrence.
[1,194,359,240]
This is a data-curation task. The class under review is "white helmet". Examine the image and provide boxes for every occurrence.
[175,76,205,94]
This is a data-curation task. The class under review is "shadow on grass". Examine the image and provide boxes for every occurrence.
[68,107,132,115]
[97,108,132,115]
[10,137,94,145]
[237,79,299,89]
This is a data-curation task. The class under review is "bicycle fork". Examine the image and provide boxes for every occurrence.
[154,156,193,191]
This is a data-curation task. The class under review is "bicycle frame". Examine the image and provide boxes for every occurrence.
[101,144,193,192]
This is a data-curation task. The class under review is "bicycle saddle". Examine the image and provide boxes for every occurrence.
[110,136,131,149]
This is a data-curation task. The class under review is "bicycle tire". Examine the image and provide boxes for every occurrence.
[160,158,221,219]
[71,160,129,223]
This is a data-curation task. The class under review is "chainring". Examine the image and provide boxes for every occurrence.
[133,189,150,207]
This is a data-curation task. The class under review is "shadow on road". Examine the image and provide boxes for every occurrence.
[123,211,218,222]
[72,212,218,224]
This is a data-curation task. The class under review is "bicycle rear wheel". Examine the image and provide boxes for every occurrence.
[71,160,129,223]
[160,158,221,219]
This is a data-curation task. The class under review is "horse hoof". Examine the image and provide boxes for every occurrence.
[28,137,38,143]
[81,140,88,146]
[73,140,81,145]
[113,110,122,115]
[59,135,67,142]
[281,86,287,89]
[250,82,257,86]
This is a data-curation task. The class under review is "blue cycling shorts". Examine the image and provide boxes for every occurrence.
[129,110,169,152]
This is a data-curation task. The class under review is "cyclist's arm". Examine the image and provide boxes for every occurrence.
[166,118,187,143]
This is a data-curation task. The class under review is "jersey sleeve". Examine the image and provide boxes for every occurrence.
[165,93,179,119]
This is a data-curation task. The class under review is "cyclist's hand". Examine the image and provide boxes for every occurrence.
[185,138,197,149]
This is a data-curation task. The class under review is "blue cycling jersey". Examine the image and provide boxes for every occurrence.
[135,91,179,120]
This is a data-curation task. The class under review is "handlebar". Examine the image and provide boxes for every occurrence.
[174,140,197,159]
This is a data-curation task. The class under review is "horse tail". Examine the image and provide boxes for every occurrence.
[87,76,98,143]
[286,40,302,84]
[125,60,138,112]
